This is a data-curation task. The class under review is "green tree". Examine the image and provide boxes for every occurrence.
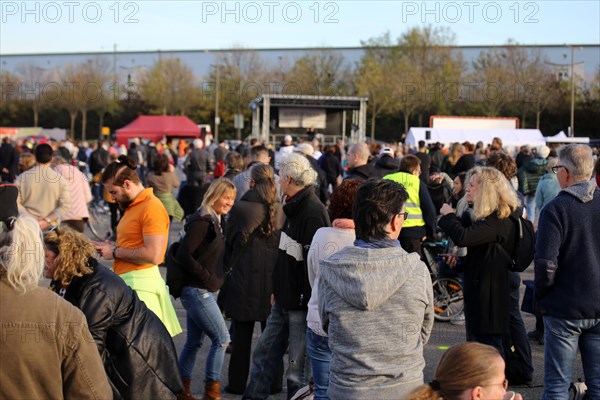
[355,33,395,142]
[396,26,464,124]
[140,58,197,115]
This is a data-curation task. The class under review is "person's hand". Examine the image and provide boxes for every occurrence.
[441,254,459,268]
[38,219,50,231]
[94,241,115,260]
[430,173,442,183]
[440,203,454,216]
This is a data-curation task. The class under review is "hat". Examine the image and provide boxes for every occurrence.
[294,143,314,157]
[283,135,293,144]
[379,147,394,157]
[0,184,19,223]
[538,145,550,159]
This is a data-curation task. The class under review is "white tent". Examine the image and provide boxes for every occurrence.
[405,128,546,148]
[545,131,590,144]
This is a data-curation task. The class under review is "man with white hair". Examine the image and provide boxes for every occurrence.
[184,138,211,186]
[535,144,600,400]
[244,153,330,400]
[295,143,329,204]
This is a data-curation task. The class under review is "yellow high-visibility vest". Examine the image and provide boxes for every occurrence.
[383,172,425,228]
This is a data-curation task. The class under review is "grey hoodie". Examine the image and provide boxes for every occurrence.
[319,246,434,400]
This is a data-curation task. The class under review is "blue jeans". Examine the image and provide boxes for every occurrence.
[525,194,536,224]
[179,287,230,382]
[243,302,310,400]
[542,316,600,400]
[306,329,331,400]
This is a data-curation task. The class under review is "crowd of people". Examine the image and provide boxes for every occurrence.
[1,132,599,400]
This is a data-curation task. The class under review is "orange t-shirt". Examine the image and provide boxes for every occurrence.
[113,188,170,275]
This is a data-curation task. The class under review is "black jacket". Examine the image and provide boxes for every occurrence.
[374,156,400,178]
[307,156,329,204]
[346,162,378,181]
[452,154,476,176]
[175,208,226,292]
[438,211,516,335]
[272,186,330,310]
[58,260,182,400]
[185,148,211,186]
[224,189,283,321]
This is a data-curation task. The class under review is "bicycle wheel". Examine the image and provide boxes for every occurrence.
[432,277,464,321]
[87,203,112,241]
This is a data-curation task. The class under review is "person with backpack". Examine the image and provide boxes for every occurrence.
[438,167,521,357]
[517,145,550,225]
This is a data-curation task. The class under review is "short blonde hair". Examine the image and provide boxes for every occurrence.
[469,166,518,220]
[278,153,317,187]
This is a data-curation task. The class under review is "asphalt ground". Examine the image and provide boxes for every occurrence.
[67,219,585,400]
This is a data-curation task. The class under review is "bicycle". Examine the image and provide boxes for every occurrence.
[86,202,112,241]
[421,240,465,322]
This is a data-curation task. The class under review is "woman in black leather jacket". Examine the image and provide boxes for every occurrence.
[44,228,183,400]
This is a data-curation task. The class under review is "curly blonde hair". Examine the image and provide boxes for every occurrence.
[44,228,95,286]
[468,166,519,220]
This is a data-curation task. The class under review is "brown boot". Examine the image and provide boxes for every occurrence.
[178,379,199,400]
[203,380,221,400]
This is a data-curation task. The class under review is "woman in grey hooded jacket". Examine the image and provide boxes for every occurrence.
[319,178,434,400]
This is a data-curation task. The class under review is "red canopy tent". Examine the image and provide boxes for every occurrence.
[115,115,200,146]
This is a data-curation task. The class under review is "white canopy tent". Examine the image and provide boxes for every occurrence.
[406,128,547,148]
[545,131,590,144]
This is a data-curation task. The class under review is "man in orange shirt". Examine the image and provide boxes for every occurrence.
[94,155,181,337]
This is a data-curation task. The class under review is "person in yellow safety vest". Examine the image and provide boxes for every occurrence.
[383,154,437,259]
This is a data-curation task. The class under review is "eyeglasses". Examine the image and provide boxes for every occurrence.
[487,379,509,391]
[552,165,569,174]
[399,212,409,220]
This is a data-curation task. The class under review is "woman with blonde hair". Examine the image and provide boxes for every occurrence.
[43,227,183,399]
[173,177,236,400]
[407,342,522,400]
[441,142,463,178]
[438,167,519,356]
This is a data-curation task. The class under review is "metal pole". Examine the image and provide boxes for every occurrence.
[570,45,575,137]
[215,64,220,143]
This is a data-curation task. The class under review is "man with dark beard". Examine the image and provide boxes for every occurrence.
[93,155,182,337]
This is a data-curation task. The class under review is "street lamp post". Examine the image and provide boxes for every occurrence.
[566,45,582,137]
[214,64,220,143]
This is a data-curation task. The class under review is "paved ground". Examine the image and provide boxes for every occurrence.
[76,220,584,399]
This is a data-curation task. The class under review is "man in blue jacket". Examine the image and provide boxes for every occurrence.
[535,144,600,400]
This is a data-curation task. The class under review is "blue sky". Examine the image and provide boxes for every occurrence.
[1,1,599,54]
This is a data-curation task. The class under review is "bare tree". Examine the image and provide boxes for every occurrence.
[16,63,53,127]
[286,49,350,96]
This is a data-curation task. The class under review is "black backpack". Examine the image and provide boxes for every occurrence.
[498,214,535,272]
